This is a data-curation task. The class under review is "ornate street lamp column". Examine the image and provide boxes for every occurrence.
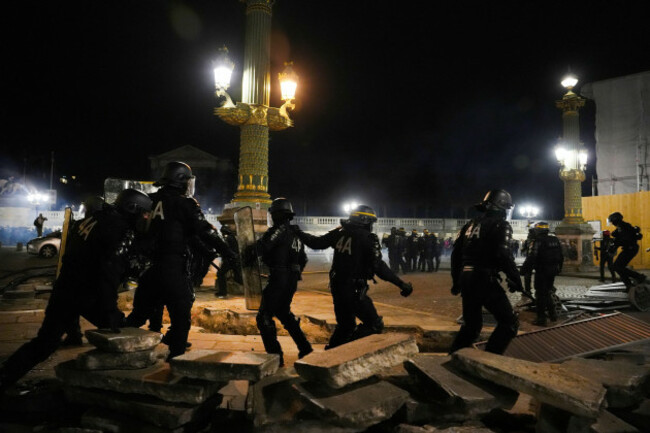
[553,73,595,271]
[212,0,297,230]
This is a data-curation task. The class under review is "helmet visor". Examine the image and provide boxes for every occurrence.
[505,203,515,221]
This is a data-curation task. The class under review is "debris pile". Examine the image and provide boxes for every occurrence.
[20,328,650,432]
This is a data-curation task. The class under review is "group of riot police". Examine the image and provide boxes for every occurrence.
[2,167,647,389]
[383,227,442,274]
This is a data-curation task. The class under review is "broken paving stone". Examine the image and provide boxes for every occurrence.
[81,407,203,433]
[85,327,162,353]
[293,378,410,430]
[169,350,280,382]
[610,399,650,431]
[294,333,419,389]
[246,367,306,427]
[591,410,639,433]
[255,419,359,433]
[219,380,249,411]
[560,358,650,409]
[64,386,219,429]
[2,287,35,299]
[75,344,169,370]
[453,348,607,418]
[395,424,435,433]
[404,354,517,418]
[56,360,222,405]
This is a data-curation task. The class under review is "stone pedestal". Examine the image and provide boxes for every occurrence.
[218,204,269,236]
[555,222,596,272]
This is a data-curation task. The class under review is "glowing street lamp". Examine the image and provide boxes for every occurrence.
[213,0,300,215]
[342,201,359,214]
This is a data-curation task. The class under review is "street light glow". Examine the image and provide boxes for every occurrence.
[561,73,578,89]
[555,146,566,164]
[578,149,588,167]
[213,47,234,90]
[279,62,298,101]
[342,201,358,214]
[519,204,540,219]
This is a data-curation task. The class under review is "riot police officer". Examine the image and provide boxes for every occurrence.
[0,189,153,390]
[397,227,409,274]
[254,198,312,366]
[594,230,617,283]
[383,227,400,272]
[520,222,564,326]
[126,161,235,359]
[406,229,419,271]
[297,205,413,349]
[418,230,428,271]
[449,189,522,355]
[216,224,241,298]
[608,212,646,290]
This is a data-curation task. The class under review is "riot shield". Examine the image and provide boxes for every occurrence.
[103,178,159,204]
[629,282,650,311]
[234,206,263,310]
[56,207,73,279]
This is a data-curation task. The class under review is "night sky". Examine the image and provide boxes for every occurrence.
[2,1,649,219]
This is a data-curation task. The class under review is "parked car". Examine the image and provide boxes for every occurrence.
[26,230,62,258]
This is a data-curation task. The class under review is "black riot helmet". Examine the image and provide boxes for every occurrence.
[82,195,105,217]
[114,188,153,216]
[154,161,195,190]
[269,197,295,216]
[475,189,513,212]
[348,204,378,227]
[533,221,550,235]
[608,212,623,226]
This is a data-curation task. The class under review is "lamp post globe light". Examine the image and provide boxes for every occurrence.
[518,204,540,226]
[554,73,595,271]
[213,0,298,231]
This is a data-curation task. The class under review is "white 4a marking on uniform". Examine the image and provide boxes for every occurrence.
[291,237,302,252]
[465,223,481,239]
[151,201,165,220]
[77,217,97,241]
[335,236,352,255]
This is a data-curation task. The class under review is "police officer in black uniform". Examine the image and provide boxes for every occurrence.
[254,198,312,366]
[216,224,241,298]
[520,221,564,326]
[126,161,234,359]
[383,227,400,273]
[0,189,152,390]
[449,189,522,354]
[594,230,617,283]
[397,227,409,274]
[297,205,413,349]
[406,229,419,272]
[608,212,646,290]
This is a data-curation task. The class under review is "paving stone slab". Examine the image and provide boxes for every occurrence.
[560,358,650,409]
[293,378,410,429]
[81,407,204,433]
[64,386,219,429]
[591,410,639,433]
[294,333,419,389]
[85,328,162,353]
[404,354,517,418]
[169,349,280,382]
[2,288,35,299]
[254,419,359,433]
[246,367,306,427]
[75,344,169,370]
[56,360,222,405]
[535,403,594,433]
[453,348,607,418]
[610,399,650,432]
[218,380,249,411]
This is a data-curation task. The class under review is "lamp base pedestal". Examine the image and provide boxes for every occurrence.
[554,222,597,272]
[217,201,270,235]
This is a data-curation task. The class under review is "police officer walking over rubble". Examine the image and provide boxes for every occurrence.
[520,221,564,326]
[253,198,312,367]
[608,212,646,290]
[126,161,235,360]
[449,189,523,355]
[0,189,153,390]
[296,205,414,349]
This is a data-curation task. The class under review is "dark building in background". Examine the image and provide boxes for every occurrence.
[149,145,234,213]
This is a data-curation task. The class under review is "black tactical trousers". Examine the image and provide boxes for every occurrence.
[388,250,399,273]
[127,255,194,358]
[0,278,115,386]
[256,270,311,362]
[328,280,384,349]
[613,246,645,288]
[216,260,235,296]
[534,272,557,322]
[599,254,616,282]
[449,270,519,355]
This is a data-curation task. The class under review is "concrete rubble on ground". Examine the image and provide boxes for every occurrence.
[8,326,649,432]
